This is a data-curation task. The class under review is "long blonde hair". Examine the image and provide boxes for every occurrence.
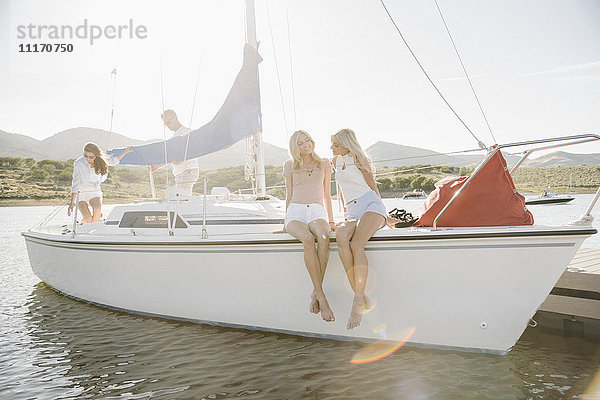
[289,130,322,171]
[331,128,372,172]
[83,142,109,175]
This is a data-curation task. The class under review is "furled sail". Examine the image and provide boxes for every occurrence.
[108,44,262,165]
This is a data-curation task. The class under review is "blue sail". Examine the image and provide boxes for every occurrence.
[108,44,262,165]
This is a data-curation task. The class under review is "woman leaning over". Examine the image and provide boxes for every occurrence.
[68,142,132,223]
[331,128,387,330]
[283,130,336,322]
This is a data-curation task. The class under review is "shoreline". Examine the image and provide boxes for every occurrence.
[2,189,596,207]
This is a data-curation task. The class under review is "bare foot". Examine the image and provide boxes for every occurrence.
[316,294,335,322]
[310,291,320,314]
[347,296,365,330]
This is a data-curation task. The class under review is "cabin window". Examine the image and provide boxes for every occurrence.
[118,211,188,228]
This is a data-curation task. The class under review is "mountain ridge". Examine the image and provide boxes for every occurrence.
[1,129,599,169]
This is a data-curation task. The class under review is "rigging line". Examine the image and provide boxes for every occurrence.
[106,44,120,150]
[265,0,289,134]
[184,64,202,162]
[159,58,170,190]
[284,0,297,131]
[107,68,118,150]
[378,0,487,150]
[433,0,497,144]
[159,56,173,232]
[101,71,113,141]
[370,147,484,165]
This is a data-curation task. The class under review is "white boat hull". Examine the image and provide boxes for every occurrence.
[23,226,593,354]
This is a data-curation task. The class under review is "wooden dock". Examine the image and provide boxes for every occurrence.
[534,248,600,340]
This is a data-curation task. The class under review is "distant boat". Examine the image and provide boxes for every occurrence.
[525,190,575,205]
[402,189,427,199]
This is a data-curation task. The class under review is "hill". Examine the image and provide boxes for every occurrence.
[0,130,47,159]
[0,128,152,161]
[365,141,526,168]
[525,151,600,167]
[0,127,289,169]
[195,140,289,170]
[2,129,599,169]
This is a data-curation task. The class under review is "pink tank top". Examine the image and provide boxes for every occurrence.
[283,158,332,204]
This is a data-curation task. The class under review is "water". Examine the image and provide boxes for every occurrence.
[1,197,599,399]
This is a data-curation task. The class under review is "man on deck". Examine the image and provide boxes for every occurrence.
[151,109,200,195]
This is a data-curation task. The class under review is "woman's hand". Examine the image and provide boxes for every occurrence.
[328,221,337,232]
[67,202,74,216]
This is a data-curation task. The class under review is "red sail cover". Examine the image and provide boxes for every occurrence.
[414,151,533,227]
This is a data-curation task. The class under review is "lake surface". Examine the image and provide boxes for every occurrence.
[1,196,599,399]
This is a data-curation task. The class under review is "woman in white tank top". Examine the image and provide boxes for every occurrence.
[331,128,386,330]
[283,130,336,323]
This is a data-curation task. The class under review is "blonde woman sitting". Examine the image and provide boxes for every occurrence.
[331,128,387,330]
[283,130,336,322]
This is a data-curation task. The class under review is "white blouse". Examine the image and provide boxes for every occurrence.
[334,154,372,203]
[71,154,119,194]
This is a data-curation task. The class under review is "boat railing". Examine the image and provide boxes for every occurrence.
[432,133,600,230]
[71,191,80,238]
[202,179,208,239]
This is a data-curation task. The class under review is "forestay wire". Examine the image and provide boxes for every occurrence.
[265,0,290,135]
[378,0,488,150]
[433,0,497,144]
[284,0,298,131]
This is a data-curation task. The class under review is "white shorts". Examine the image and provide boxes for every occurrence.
[345,190,387,221]
[285,203,328,228]
[77,190,103,203]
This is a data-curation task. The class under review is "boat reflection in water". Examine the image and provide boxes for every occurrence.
[19,283,600,399]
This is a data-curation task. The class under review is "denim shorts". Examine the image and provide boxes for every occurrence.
[285,203,328,228]
[345,190,387,222]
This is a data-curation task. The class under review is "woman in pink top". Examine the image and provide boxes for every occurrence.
[283,130,336,322]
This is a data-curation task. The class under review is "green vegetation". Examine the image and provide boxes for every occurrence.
[1,156,598,205]
[0,156,287,204]
[373,165,472,196]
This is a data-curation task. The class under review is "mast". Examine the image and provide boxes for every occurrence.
[245,0,267,199]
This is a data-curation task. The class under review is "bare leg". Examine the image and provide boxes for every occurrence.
[308,219,331,315]
[286,221,335,322]
[77,201,92,223]
[335,220,373,311]
[89,197,102,223]
[335,220,358,292]
[308,219,331,282]
[347,212,385,330]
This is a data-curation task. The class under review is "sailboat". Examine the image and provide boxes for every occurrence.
[22,1,600,354]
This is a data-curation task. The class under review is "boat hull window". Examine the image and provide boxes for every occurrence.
[118,212,188,228]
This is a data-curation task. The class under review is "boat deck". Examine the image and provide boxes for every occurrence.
[535,248,600,340]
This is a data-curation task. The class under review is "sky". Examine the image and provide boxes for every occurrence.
[1,0,599,159]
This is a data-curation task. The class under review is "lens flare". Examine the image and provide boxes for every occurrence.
[360,296,377,315]
[350,327,415,364]
[342,266,378,296]
[373,324,387,339]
